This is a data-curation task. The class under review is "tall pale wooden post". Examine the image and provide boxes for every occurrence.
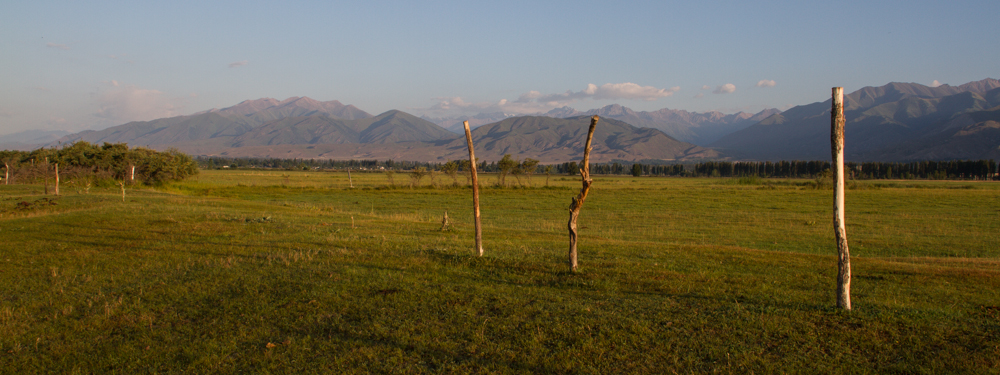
[568,115,599,272]
[463,121,483,256]
[54,163,60,196]
[831,87,851,310]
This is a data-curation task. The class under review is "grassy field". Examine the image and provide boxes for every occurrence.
[2,169,998,373]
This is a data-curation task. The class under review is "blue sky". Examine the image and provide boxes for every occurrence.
[1,0,998,135]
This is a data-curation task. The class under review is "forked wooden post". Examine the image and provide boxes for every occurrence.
[568,115,599,272]
[463,120,483,256]
[831,87,852,310]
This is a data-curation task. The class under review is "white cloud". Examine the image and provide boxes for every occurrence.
[756,80,776,88]
[228,60,248,68]
[92,82,185,125]
[593,82,680,100]
[931,80,942,87]
[416,82,680,117]
[533,83,679,103]
[701,85,711,90]
[713,83,736,94]
[694,93,704,98]
[45,42,69,50]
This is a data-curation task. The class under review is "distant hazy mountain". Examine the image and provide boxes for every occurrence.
[425,105,778,146]
[560,104,780,146]
[60,112,254,149]
[0,129,70,150]
[422,112,521,134]
[432,115,717,163]
[52,97,459,157]
[229,110,460,148]
[710,78,1000,161]
[201,97,373,125]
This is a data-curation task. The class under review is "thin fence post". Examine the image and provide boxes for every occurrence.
[463,120,483,256]
[831,87,852,310]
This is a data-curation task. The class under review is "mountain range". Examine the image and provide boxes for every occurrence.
[40,97,710,163]
[4,78,998,163]
[423,105,779,146]
[712,78,1000,161]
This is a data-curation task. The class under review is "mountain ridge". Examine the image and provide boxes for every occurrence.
[425,104,779,146]
[711,78,1000,161]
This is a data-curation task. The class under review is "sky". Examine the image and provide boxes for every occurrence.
[1,0,998,136]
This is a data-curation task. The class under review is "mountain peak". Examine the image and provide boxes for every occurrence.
[204,97,372,122]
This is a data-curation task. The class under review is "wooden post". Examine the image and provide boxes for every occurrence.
[440,211,449,231]
[4,162,9,185]
[130,165,135,183]
[568,115,599,272]
[463,120,483,256]
[348,168,354,188]
[44,157,49,195]
[831,87,851,310]
[54,163,59,196]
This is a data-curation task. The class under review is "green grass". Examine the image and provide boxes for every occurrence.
[2,170,999,373]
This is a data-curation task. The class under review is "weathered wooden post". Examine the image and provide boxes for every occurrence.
[43,157,49,194]
[54,163,60,196]
[463,120,483,256]
[568,115,599,272]
[348,168,354,188]
[119,178,126,203]
[831,87,851,310]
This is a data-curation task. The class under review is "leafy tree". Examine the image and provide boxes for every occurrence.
[409,167,427,187]
[497,154,517,187]
[565,161,579,176]
[521,158,539,186]
[631,163,643,177]
[441,161,459,185]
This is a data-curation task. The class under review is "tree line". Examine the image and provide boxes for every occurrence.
[1,142,199,187]
[195,156,999,181]
[590,160,998,180]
